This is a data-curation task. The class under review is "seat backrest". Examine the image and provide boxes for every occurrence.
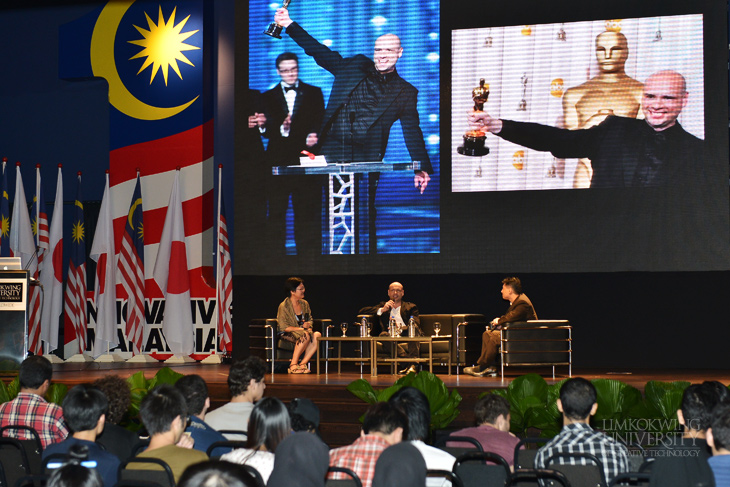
[434,436,483,458]
[0,437,32,487]
[508,468,572,487]
[326,467,362,487]
[205,440,247,458]
[240,465,266,487]
[217,430,247,442]
[427,470,464,487]
[119,458,175,487]
[453,452,511,487]
[607,473,650,487]
[0,427,42,476]
[513,438,547,469]
[545,452,606,487]
[14,474,47,487]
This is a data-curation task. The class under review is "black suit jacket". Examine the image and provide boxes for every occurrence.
[359,301,420,336]
[498,116,704,188]
[285,22,432,172]
[262,81,325,166]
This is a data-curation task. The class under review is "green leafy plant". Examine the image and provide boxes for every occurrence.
[347,371,462,431]
[123,367,185,431]
[628,380,689,436]
[486,374,563,438]
[591,379,642,436]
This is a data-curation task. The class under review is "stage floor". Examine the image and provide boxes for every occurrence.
[29,362,729,447]
[45,361,730,389]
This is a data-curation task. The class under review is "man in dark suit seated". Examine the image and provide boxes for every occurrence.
[464,277,537,377]
[360,281,422,375]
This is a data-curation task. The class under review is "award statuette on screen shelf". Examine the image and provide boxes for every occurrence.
[264,0,292,38]
[457,78,490,156]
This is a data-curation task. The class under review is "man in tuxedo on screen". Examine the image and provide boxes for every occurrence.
[262,52,325,257]
[468,70,704,188]
[273,7,433,253]
[464,277,536,377]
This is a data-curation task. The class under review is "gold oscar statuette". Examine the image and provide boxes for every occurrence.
[458,78,490,157]
[264,0,292,39]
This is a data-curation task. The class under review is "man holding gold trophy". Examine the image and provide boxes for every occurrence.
[271,6,433,252]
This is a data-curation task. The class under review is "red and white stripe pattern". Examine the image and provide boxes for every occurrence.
[109,121,214,299]
[216,165,232,352]
[118,176,145,354]
[64,260,87,354]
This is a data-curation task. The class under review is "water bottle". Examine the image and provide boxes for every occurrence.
[361,317,368,337]
[408,317,416,337]
[389,317,397,337]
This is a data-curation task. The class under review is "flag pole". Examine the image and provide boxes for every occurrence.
[202,164,225,364]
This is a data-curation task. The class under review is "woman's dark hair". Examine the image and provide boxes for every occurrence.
[284,277,304,296]
[246,397,291,453]
[47,445,103,487]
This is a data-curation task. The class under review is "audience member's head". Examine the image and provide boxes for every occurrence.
[389,387,431,442]
[679,383,721,434]
[267,432,329,487]
[92,375,131,425]
[288,398,320,435]
[176,374,211,418]
[247,397,291,452]
[702,381,730,406]
[475,394,511,432]
[179,460,260,487]
[62,384,108,435]
[47,444,103,487]
[19,355,53,392]
[228,357,266,400]
[372,442,426,487]
[558,378,597,422]
[139,384,188,441]
[362,402,408,445]
[708,405,730,455]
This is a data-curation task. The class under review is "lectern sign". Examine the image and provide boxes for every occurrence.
[0,279,26,311]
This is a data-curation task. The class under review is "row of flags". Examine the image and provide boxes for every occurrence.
[0,159,232,358]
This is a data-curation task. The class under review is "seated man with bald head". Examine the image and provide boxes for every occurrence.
[468,70,704,188]
[360,281,423,375]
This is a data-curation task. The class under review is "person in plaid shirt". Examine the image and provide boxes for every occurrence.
[534,378,629,485]
[328,402,408,487]
[0,355,68,448]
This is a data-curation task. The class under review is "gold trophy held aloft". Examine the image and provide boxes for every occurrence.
[264,0,292,38]
[458,78,490,156]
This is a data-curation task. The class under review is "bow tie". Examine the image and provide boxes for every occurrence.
[284,85,297,92]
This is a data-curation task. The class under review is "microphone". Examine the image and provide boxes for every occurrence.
[23,246,40,271]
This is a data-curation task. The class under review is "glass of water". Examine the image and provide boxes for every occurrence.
[433,322,441,337]
[340,322,348,337]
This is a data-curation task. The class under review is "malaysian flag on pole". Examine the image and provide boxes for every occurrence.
[40,165,63,351]
[27,165,47,355]
[0,158,9,257]
[216,164,232,353]
[118,173,145,354]
[64,173,87,357]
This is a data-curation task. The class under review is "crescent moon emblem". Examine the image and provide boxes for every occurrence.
[128,198,142,228]
[90,1,198,121]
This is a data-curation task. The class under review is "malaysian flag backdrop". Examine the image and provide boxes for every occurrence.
[118,175,146,354]
[63,173,87,357]
[59,1,217,356]
[216,164,232,353]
